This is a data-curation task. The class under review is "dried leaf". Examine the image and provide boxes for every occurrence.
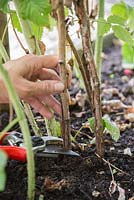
[69,97,77,106]
[117,122,131,132]
[38,40,46,55]
[88,0,98,19]
[102,88,125,101]
[124,112,134,122]
[102,100,127,110]
[126,106,134,113]
[75,92,88,108]
[117,185,125,200]
[44,177,68,191]
[73,111,86,118]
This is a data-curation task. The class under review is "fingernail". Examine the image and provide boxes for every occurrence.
[55,82,64,91]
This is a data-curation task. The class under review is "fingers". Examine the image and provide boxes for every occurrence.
[37,68,61,81]
[26,95,62,119]
[38,95,62,116]
[27,55,59,70]
[30,80,64,96]
[26,97,54,119]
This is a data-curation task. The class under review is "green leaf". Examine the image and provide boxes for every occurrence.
[88,117,95,132]
[11,11,22,33]
[0,150,7,192]
[112,25,133,47]
[18,0,51,27]
[48,15,56,30]
[87,117,120,141]
[122,43,134,66]
[98,18,111,36]
[11,11,43,39]
[127,9,134,31]
[31,22,43,40]
[54,120,61,137]
[111,2,128,20]
[107,15,125,26]
[0,0,10,13]
[65,7,69,17]
[103,118,120,142]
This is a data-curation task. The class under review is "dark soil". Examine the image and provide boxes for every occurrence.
[0,44,134,200]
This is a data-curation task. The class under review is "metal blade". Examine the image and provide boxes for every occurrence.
[36,144,79,158]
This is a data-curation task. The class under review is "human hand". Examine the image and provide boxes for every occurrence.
[0,54,65,119]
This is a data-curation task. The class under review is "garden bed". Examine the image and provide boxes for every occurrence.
[0,44,134,200]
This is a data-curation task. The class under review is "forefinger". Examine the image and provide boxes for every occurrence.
[28,55,59,70]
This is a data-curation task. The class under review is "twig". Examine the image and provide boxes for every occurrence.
[108,161,115,181]
[95,153,130,176]
[10,13,29,54]
[66,31,91,103]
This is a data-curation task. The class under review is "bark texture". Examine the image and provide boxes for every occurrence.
[73,0,104,157]
[51,0,71,150]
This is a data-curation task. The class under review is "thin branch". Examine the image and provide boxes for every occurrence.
[10,14,29,54]
[95,153,130,176]
[66,30,92,103]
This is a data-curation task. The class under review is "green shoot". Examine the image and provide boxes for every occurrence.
[94,0,105,81]
[0,62,35,200]
[88,117,120,142]
[0,150,7,192]
[0,117,20,140]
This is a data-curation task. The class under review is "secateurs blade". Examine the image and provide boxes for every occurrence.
[0,132,79,162]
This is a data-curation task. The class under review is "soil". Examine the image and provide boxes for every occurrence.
[0,44,134,200]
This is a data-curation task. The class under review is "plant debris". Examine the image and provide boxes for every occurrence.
[44,177,69,191]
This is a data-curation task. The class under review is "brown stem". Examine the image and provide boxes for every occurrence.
[51,0,71,150]
[73,0,104,157]
[66,31,92,103]
[10,14,29,54]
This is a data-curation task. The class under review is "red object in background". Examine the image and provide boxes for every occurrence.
[123,69,132,76]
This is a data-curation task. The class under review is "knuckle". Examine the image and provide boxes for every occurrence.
[20,84,33,99]
[43,81,54,94]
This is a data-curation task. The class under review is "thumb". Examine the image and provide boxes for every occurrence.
[31,80,64,96]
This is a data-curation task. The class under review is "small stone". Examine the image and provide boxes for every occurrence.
[92,190,100,197]
[110,147,115,151]
[124,147,132,156]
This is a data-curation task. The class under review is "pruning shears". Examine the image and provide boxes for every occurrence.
[0,132,79,162]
